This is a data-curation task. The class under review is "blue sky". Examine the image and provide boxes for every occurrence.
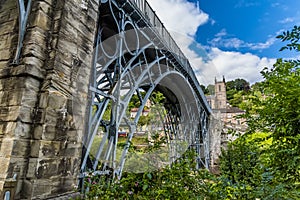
[148,0,300,85]
[195,0,300,58]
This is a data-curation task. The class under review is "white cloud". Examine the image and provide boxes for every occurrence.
[234,0,260,8]
[278,17,294,24]
[198,48,276,85]
[208,29,276,50]
[148,0,209,36]
[147,0,276,86]
[215,29,227,37]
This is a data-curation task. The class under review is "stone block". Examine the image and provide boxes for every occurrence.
[19,105,33,123]
[58,141,81,157]
[39,92,49,108]
[0,20,17,35]
[51,177,77,194]
[66,130,82,143]
[26,27,47,45]
[33,125,43,140]
[0,61,8,69]
[7,157,28,179]
[77,47,93,64]
[77,31,93,52]
[0,91,9,106]
[54,61,72,79]
[0,122,16,135]
[23,42,47,61]
[0,11,10,24]
[57,37,78,56]
[31,179,52,197]
[63,2,80,23]
[11,139,31,157]
[33,108,46,124]
[0,181,4,193]
[0,138,13,157]
[0,157,10,179]
[0,0,17,10]
[22,180,33,199]
[1,76,40,92]
[0,106,20,121]
[0,36,8,50]
[19,89,38,108]
[47,91,68,110]
[43,125,57,141]
[8,8,18,21]
[35,158,59,179]
[0,88,37,108]
[61,21,78,39]
[31,1,52,15]
[24,77,41,92]
[29,9,51,30]
[87,8,98,22]
[22,57,46,74]
[39,140,61,157]
[0,48,13,61]
[14,121,31,139]
[28,140,40,158]
[5,90,22,106]
[89,0,100,12]
[26,158,38,178]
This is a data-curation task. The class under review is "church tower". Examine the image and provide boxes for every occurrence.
[214,76,227,109]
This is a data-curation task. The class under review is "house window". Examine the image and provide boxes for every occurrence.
[219,85,221,92]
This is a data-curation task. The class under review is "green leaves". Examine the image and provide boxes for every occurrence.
[277,26,300,51]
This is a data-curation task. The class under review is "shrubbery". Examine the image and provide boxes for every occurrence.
[82,26,300,200]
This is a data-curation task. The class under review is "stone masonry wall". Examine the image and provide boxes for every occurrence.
[0,0,99,199]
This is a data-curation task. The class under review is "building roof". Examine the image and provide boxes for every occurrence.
[213,107,245,114]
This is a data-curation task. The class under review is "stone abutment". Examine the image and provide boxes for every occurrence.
[0,0,99,198]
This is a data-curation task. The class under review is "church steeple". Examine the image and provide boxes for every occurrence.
[214,76,227,109]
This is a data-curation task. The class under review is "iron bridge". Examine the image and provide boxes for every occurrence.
[80,0,212,182]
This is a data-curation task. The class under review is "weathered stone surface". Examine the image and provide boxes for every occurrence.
[11,139,31,157]
[0,61,8,69]
[0,0,99,198]
[28,9,51,31]
[0,157,10,179]
[0,19,17,35]
[0,48,13,61]
[14,121,32,139]
[0,106,21,121]
[30,179,52,197]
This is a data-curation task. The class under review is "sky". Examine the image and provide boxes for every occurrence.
[147,0,300,85]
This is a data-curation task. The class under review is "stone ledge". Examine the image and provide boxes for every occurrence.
[45,192,83,200]
[0,64,45,80]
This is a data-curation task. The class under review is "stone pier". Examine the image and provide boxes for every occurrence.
[0,0,99,198]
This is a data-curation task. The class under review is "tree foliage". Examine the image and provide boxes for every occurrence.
[226,78,250,92]
[84,26,300,200]
[215,26,300,199]
[249,27,299,182]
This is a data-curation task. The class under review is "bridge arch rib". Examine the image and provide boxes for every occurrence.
[80,0,211,182]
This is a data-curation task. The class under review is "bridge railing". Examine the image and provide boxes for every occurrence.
[128,0,185,66]
[128,0,211,113]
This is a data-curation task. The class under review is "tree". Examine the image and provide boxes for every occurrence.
[206,84,215,95]
[200,84,209,94]
[226,78,250,92]
[247,26,300,184]
[226,79,250,104]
